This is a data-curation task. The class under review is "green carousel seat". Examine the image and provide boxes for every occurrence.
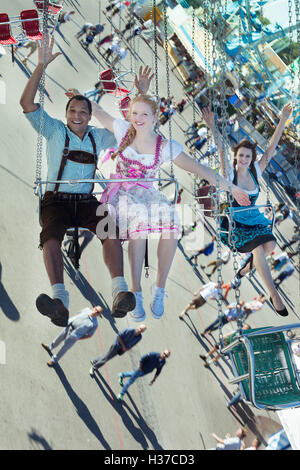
[222,324,300,410]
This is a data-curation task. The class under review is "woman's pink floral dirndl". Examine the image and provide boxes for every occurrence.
[101,119,182,240]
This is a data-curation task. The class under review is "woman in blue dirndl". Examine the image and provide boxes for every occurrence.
[203,103,293,317]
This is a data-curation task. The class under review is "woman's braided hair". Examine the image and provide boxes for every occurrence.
[111,94,160,160]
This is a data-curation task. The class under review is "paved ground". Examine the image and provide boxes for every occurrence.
[0,0,299,451]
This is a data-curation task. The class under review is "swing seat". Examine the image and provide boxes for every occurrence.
[115,87,130,97]
[196,184,216,217]
[0,13,17,45]
[222,324,300,410]
[20,9,43,41]
[119,96,131,118]
[100,69,117,92]
[34,1,63,15]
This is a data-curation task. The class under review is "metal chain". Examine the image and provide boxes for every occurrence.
[291,0,300,313]
[225,0,245,333]
[216,0,229,308]
[35,0,50,191]
[151,0,163,189]
[191,6,199,199]
[215,0,228,348]
[152,0,159,102]
[219,0,243,334]
[209,0,243,339]
[258,0,272,206]
[163,0,174,180]
[205,0,227,348]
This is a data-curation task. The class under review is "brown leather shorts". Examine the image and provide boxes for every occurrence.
[190,294,206,309]
[39,191,118,247]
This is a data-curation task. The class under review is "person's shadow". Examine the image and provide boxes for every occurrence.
[0,262,20,321]
[63,254,118,334]
[53,363,111,449]
[54,24,71,46]
[179,313,212,352]
[54,40,78,71]
[27,428,52,450]
[12,56,31,78]
[177,242,206,282]
[93,371,164,450]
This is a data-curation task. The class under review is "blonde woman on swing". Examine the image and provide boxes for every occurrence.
[67,67,250,321]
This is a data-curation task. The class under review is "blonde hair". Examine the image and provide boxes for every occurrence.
[111,94,159,160]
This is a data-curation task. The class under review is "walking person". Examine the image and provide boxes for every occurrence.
[84,81,105,104]
[200,324,251,367]
[75,22,93,39]
[89,325,147,376]
[282,226,300,251]
[201,301,249,335]
[118,350,170,401]
[203,250,231,277]
[244,293,267,311]
[179,281,228,320]
[97,31,119,50]
[103,40,121,62]
[81,26,97,49]
[110,47,128,68]
[20,40,38,66]
[188,236,216,266]
[212,427,247,450]
[185,125,207,146]
[271,251,292,272]
[41,306,102,366]
[58,10,75,25]
[273,261,295,287]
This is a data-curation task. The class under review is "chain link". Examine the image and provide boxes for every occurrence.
[162,0,174,181]
[35,0,50,192]
[290,0,300,313]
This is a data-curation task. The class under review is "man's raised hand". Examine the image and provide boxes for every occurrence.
[38,34,61,66]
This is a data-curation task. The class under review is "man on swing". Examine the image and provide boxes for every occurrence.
[20,35,150,327]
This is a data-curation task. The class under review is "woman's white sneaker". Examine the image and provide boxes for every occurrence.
[129,292,146,322]
[150,285,167,319]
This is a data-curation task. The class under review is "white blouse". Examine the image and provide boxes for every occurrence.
[228,160,261,195]
[113,118,183,165]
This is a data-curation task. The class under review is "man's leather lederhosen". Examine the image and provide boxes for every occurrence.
[40,130,107,247]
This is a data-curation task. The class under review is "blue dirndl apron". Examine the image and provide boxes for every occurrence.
[220,168,275,253]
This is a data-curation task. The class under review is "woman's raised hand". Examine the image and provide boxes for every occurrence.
[280,102,293,123]
[134,65,154,95]
[201,106,214,129]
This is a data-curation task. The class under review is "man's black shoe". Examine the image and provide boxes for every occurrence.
[36,294,69,327]
[111,291,136,318]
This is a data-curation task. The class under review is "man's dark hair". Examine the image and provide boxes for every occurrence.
[66,95,92,114]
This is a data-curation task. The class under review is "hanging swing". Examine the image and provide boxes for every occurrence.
[0,9,44,46]
[99,2,136,110]
[34,0,178,278]
[33,1,63,16]
[221,324,300,410]
[199,0,300,411]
